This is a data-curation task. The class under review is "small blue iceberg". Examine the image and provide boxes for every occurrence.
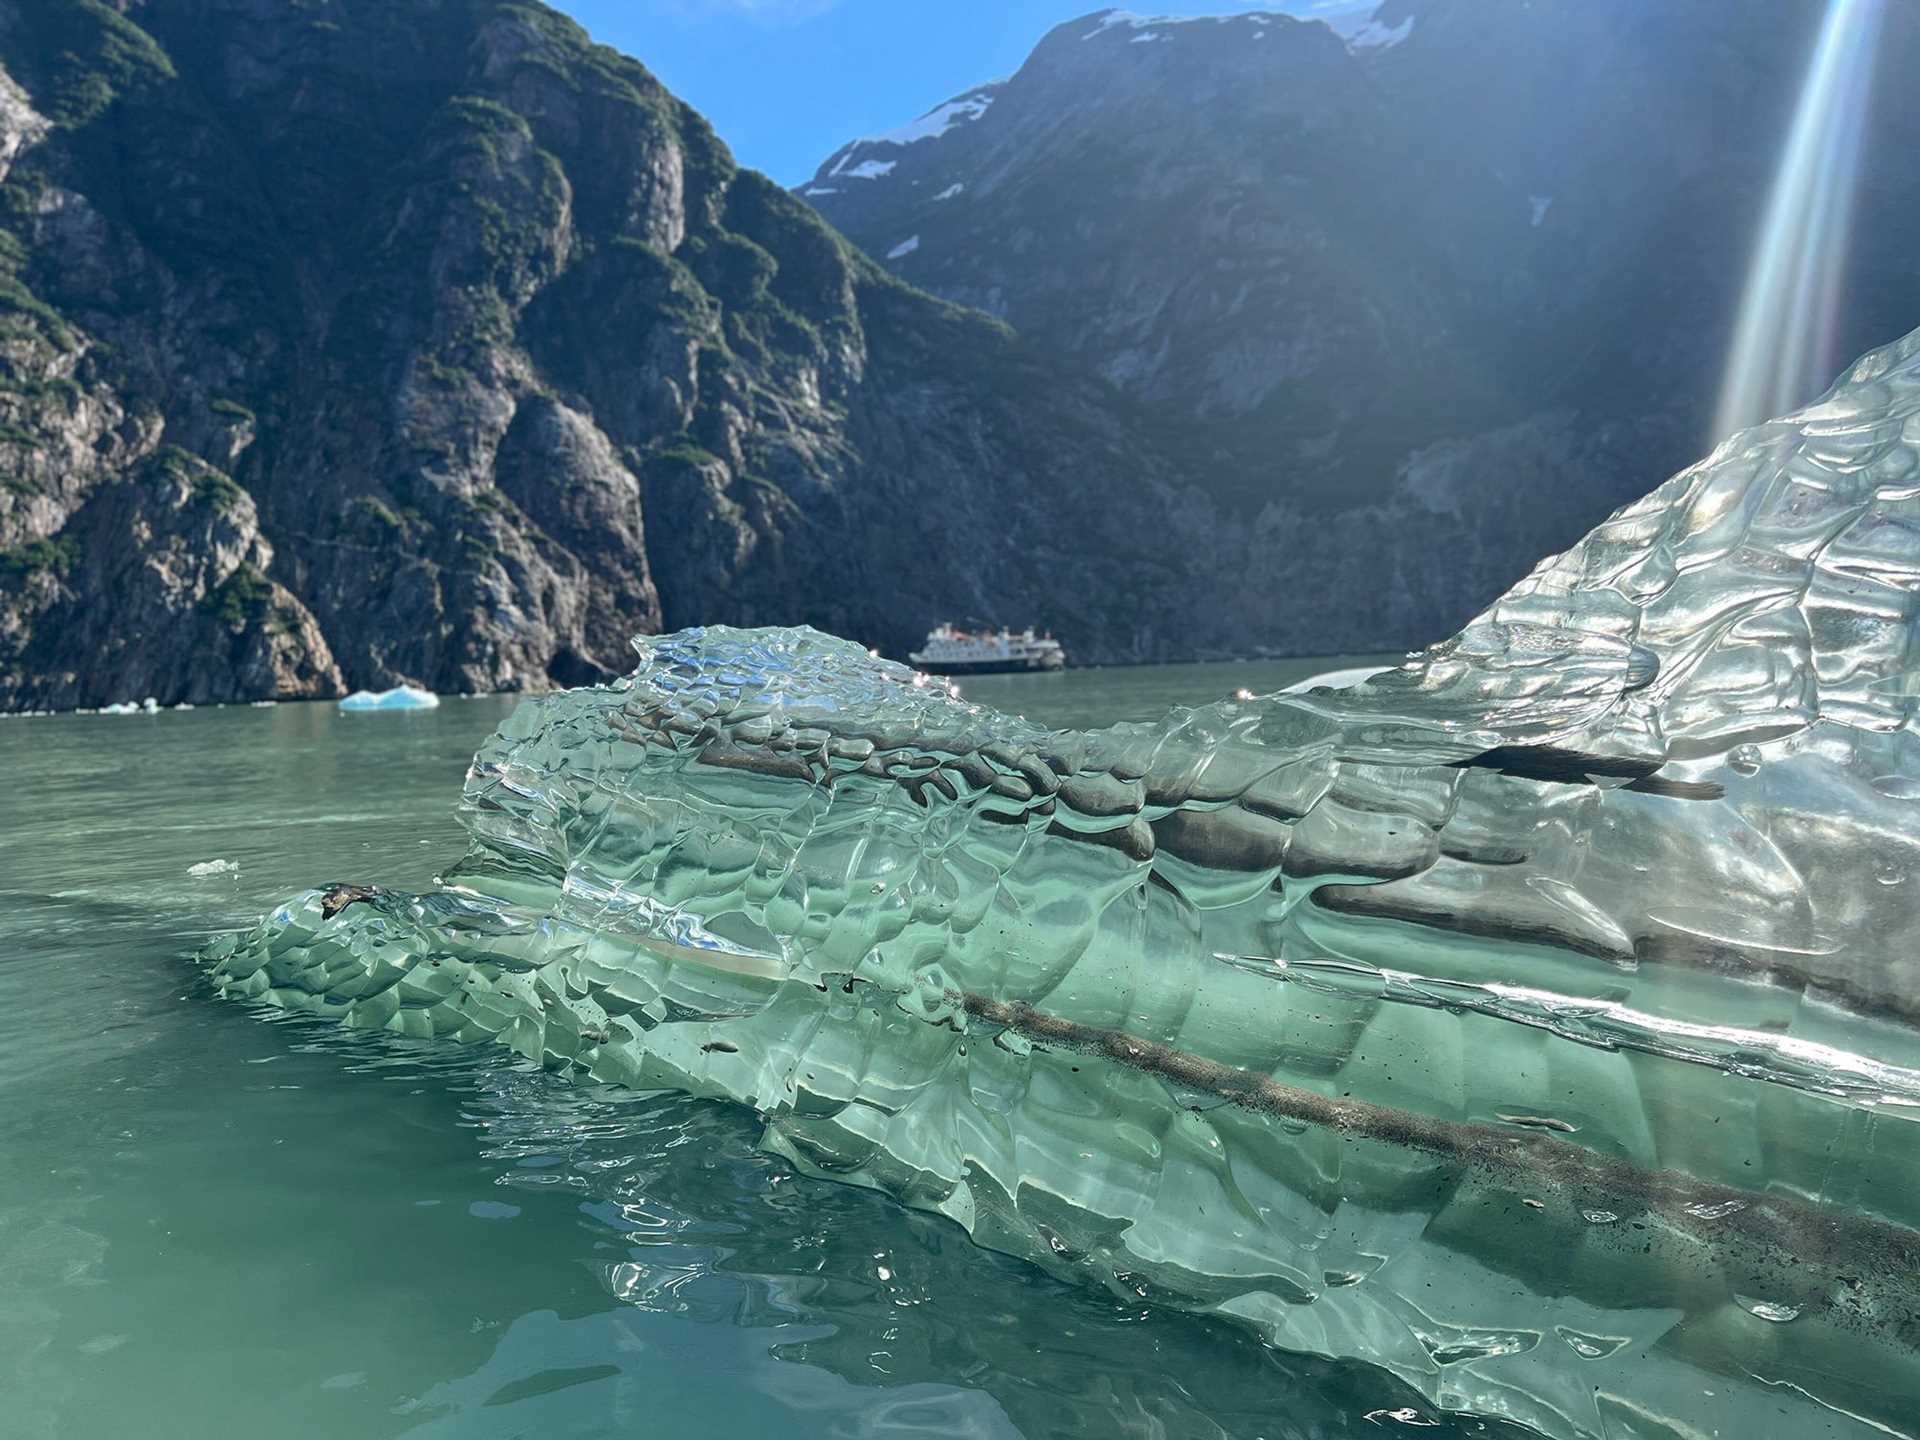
[338,685,439,713]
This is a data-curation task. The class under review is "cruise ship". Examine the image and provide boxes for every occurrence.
[908,623,1067,675]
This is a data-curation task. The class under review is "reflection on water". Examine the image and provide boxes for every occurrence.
[0,662,1531,1439]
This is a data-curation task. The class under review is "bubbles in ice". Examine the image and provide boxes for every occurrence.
[1556,1327,1632,1360]
[1364,1407,1441,1427]
[1685,1198,1749,1221]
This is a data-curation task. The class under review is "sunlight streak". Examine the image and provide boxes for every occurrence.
[1714,0,1886,442]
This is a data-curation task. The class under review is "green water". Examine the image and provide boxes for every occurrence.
[3,656,1543,1440]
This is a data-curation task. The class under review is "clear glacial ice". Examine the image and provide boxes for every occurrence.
[203,327,1920,1439]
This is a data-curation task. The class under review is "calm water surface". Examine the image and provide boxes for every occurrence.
[3,656,1531,1439]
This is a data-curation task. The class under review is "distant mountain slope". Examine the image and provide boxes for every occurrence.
[803,8,1437,509]
[800,3,1920,579]
[0,0,1218,708]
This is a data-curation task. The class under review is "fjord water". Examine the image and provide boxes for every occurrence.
[0,657,1532,1440]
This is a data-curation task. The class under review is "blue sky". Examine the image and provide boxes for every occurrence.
[550,2,1338,185]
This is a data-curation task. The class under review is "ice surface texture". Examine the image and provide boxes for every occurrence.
[205,329,1920,1438]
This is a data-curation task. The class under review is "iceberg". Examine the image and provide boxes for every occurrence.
[337,685,439,712]
[204,328,1920,1438]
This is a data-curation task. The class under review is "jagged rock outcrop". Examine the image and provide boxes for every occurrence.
[1,448,343,707]
[0,0,1214,708]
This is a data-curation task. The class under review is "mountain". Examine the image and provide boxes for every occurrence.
[0,0,1225,710]
[803,7,1432,506]
[799,2,1920,622]
[10,3,1917,711]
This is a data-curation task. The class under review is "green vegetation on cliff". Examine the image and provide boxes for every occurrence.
[0,533,78,584]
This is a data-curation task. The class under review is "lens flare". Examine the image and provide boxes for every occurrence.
[1714,0,1886,442]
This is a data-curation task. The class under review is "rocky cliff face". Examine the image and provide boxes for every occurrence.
[13,3,1916,710]
[801,2,1920,628]
[0,0,1219,709]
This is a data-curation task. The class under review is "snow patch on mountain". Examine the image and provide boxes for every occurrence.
[808,85,1001,192]
[1082,4,1382,44]
[1310,1,1397,40]
[934,182,965,201]
[874,88,999,146]
[830,154,897,180]
[1085,10,1275,39]
[886,235,921,260]
[1349,15,1415,49]
[1530,195,1553,227]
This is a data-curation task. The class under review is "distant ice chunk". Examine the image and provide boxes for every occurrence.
[189,859,239,878]
[338,685,439,712]
[100,699,158,716]
[886,235,921,260]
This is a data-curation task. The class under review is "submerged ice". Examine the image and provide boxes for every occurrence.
[203,328,1920,1438]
